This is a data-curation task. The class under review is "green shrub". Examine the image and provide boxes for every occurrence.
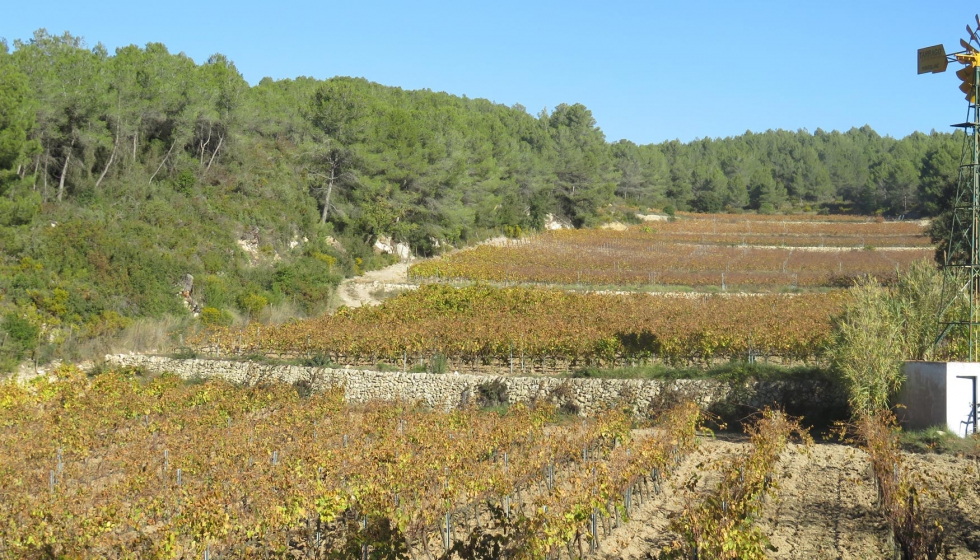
[829,279,905,414]
[0,191,40,227]
[271,257,341,308]
[302,353,333,368]
[202,275,234,308]
[618,210,642,224]
[173,170,196,194]
[829,262,948,414]
[238,292,268,319]
[199,307,233,327]
[430,352,448,374]
[2,312,39,357]
[173,347,198,359]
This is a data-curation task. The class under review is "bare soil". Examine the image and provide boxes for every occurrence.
[596,437,980,559]
[331,237,524,309]
[334,261,414,308]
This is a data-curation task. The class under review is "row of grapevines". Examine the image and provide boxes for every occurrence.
[641,232,928,248]
[660,409,812,560]
[0,368,700,559]
[409,236,930,288]
[667,213,926,235]
[518,401,703,558]
[671,212,918,225]
[193,284,842,364]
[854,412,946,560]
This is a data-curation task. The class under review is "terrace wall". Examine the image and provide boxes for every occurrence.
[186,345,807,375]
[106,355,846,420]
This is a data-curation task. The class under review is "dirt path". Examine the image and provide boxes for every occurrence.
[760,443,889,559]
[331,237,515,308]
[334,261,414,308]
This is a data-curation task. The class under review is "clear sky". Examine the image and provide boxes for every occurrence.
[1,1,975,145]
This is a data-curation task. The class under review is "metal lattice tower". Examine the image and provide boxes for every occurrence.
[936,65,980,360]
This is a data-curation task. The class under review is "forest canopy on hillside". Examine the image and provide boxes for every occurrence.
[0,30,963,370]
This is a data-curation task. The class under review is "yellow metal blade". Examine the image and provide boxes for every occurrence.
[961,81,977,103]
[962,38,979,53]
[959,64,978,102]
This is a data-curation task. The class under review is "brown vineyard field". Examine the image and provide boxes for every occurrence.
[409,214,933,289]
[193,284,842,365]
[5,371,974,559]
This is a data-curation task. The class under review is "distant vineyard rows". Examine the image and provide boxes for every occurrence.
[671,212,923,223]
[633,232,929,248]
[653,214,929,248]
[409,218,933,288]
[194,285,843,364]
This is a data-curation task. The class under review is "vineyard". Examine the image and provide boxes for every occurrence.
[0,368,704,559]
[599,420,980,559]
[408,214,933,289]
[192,284,843,366]
[660,410,813,559]
[671,212,924,223]
[666,212,929,247]
[5,369,976,559]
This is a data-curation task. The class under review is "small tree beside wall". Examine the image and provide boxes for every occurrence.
[829,261,950,415]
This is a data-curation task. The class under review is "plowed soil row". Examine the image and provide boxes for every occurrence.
[595,438,980,559]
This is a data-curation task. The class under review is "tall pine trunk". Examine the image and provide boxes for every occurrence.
[57,150,71,202]
[320,165,336,224]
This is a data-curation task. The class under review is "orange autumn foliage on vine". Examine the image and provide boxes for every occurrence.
[0,368,702,558]
[409,217,931,289]
[194,285,843,364]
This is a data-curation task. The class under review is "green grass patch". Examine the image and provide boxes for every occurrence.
[900,427,979,455]
[477,404,511,416]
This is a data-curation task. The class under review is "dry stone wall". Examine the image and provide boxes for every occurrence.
[104,355,846,418]
[190,348,803,377]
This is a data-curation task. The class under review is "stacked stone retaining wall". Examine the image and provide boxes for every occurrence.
[188,349,805,376]
[106,355,846,421]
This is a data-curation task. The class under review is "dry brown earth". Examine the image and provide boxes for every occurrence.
[334,261,413,308]
[596,437,980,559]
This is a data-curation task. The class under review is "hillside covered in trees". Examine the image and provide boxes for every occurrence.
[0,30,963,370]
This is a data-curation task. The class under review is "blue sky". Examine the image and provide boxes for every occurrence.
[2,1,974,144]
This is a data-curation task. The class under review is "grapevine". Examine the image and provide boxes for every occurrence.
[0,368,704,559]
[192,284,843,366]
[853,412,946,560]
[409,216,931,289]
[660,409,812,560]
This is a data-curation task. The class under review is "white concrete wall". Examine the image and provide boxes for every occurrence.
[900,361,980,437]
